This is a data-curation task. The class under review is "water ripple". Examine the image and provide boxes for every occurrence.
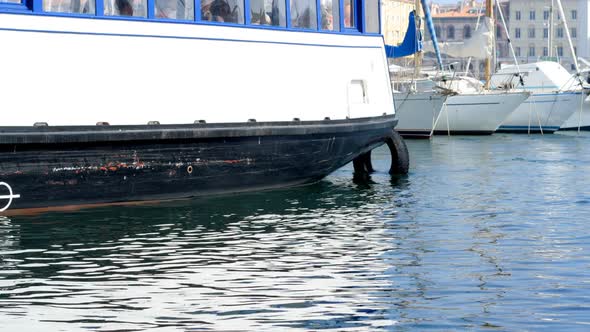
[1,134,590,331]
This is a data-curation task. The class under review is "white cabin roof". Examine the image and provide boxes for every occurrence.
[491,61,578,92]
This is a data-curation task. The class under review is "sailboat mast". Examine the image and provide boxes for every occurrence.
[549,0,554,57]
[555,0,579,72]
[414,0,423,78]
[484,0,493,88]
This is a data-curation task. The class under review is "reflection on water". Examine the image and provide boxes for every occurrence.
[1,134,590,331]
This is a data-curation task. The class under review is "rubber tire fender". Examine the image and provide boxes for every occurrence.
[386,129,409,175]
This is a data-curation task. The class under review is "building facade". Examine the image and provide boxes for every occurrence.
[428,1,502,78]
[381,0,415,46]
[501,0,590,72]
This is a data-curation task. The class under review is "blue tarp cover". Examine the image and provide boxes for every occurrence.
[385,11,422,59]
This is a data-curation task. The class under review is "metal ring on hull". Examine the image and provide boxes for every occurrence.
[0,182,21,212]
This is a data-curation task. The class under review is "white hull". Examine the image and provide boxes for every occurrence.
[560,95,590,130]
[434,92,528,134]
[394,91,446,138]
[0,13,393,126]
[498,92,583,133]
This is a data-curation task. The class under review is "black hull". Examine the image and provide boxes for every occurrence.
[397,130,432,139]
[0,116,397,213]
[559,126,590,131]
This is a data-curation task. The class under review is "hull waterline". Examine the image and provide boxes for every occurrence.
[433,92,528,135]
[497,92,583,134]
[0,116,398,213]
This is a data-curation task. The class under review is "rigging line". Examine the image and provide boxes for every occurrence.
[578,90,585,135]
[495,0,523,88]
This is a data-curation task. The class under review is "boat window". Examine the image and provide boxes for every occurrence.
[201,0,244,23]
[1,0,23,3]
[104,0,147,17]
[320,0,339,31]
[249,0,285,27]
[155,0,194,19]
[343,0,353,28]
[290,0,317,29]
[364,0,378,33]
[43,0,96,14]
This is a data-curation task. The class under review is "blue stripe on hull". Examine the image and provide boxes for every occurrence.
[496,125,560,133]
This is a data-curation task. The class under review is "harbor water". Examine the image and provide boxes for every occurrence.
[1,133,590,331]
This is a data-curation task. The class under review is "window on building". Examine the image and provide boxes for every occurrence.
[528,27,535,38]
[529,46,535,57]
[574,47,577,55]
[557,46,564,57]
[543,28,548,39]
[105,0,146,17]
[543,10,549,20]
[435,25,442,39]
[156,0,195,20]
[557,27,564,38]
[529,10,535,20]
[515,10,521,20]
[543,47,548,56]
[515,47,521,57]
[464,25,471,39]
[447,25,455,39]
[572,10,577,20]
[496,26,502,39]
[43,0,96,14]
[291,0,317,29]
[571,28,577,38]
[249,0,286,26]
[515,28,521,39]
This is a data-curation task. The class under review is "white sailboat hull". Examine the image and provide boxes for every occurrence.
[560,95,590,130]
[497,92,583,133]
[394,91,447,138]
[433,92,528,135]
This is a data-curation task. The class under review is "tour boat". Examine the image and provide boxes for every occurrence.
[0,0,408,213]
[492,62,586,134]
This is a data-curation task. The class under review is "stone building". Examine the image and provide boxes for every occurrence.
[420,1,513,78]
[381,0,416,47]
[508,0,590,72]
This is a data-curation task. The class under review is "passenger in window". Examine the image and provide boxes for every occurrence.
[43,0,95,14]
[321,8,333,30]
[320,0,339,31]
[116,0,134,15]
[344,0,352,27]
[202,0,241,23]
[250,0,271,25]
[290,0,316,29]
[155,0,194,19]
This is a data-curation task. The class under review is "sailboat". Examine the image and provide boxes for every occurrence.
[421,0,529,135]
[387,0,527,137]
[491,0,587,133]
[386,8,448,138]
[560,95,590,131]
